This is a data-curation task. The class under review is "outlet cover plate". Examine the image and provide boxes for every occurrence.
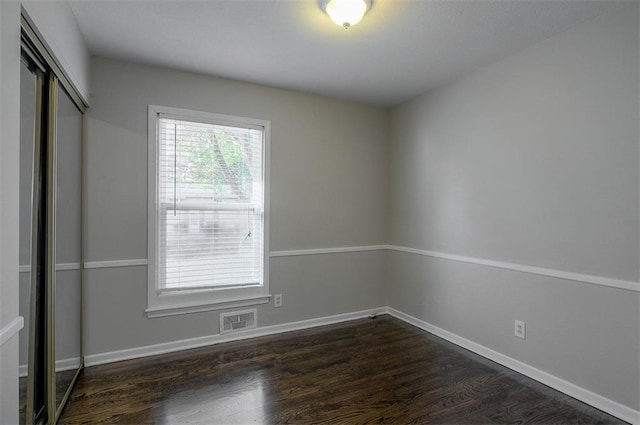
[514,320,526,339]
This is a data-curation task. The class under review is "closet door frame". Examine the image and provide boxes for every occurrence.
[21,8,87,425]
[45,76,57,424]
[23,51,46,425]
[21,10,87,114]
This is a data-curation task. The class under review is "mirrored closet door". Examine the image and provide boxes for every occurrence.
[19,15,86,425]
[53,80,83,419]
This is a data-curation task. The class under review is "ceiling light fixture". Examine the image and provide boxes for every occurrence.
[322,0,371,29]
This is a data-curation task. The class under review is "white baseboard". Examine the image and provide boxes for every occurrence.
[385,307,640,425]
[19,357,82,378]
[85,307,386,367]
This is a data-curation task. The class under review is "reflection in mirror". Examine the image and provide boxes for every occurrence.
[54,81,83,416]
[19,55,37,425]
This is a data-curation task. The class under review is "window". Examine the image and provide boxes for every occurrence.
[147,106,270,317]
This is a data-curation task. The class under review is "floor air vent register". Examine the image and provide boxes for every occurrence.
[220,309,257,334]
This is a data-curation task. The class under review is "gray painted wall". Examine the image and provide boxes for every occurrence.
[83,57,389,355]
[388,5,639,410]
[0,1,22,423]
[5,1,639,420]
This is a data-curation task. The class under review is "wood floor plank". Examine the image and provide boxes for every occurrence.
[59,316,627,424]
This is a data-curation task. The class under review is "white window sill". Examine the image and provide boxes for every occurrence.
[145,294,272,318]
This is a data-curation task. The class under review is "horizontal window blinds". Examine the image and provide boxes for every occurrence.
[157,117,264,291]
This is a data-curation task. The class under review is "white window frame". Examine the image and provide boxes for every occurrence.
[146,105,270,318]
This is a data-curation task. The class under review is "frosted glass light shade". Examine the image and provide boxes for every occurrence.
[324,0,369,29]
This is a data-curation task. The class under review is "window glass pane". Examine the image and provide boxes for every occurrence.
[157,116,264,291]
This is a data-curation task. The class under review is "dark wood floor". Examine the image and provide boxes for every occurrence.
[59,316,625,424]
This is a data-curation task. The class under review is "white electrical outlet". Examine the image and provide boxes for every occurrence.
[274,294,283,308]
[514,320,526,339]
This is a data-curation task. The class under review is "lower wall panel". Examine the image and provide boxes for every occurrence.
[387,250,640,414]
[82,250,387,357]
[80,301,639,423]
[84,307,386,366]
[0,336,20,425]
[81,248,639,422]
[386,308,640,424]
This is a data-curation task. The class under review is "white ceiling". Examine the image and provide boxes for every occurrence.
[68,0,628,106]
